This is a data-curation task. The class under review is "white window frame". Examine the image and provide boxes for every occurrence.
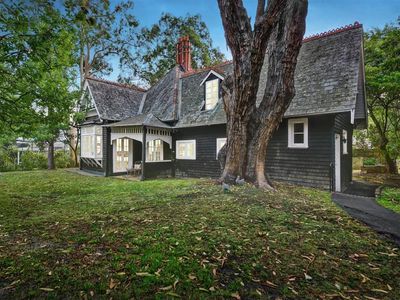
[176,140,196,160]
[216,138,227,159]
[342,129,348,154]
[81,125,102,158]
[205,79,219,110]
[146,139,164,162]
[288,118,308,148]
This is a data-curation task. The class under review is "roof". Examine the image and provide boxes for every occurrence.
[175,23,365,127]
[140,66,182,121]
[278,24,364,118]
[84,22,366,129]
[106,113,171,129]
[86,77,145,121]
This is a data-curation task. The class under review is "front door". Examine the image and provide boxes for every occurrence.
[114,138,131,172]
[334,133,341,192]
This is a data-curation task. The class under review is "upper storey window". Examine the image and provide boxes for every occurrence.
[205,79,219,110]
[200,70,224,111]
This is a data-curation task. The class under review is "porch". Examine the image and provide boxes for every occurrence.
[107,114,174,179]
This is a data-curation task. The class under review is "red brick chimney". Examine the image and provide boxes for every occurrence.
[176,36,192,72]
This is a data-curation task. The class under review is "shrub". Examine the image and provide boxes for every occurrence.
[55,151,73,168]
[363,157,377,166]
[0,147,17,172]
[20,151,47,170]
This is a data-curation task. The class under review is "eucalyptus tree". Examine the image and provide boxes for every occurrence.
[217,0,308,188]
[135,13,225,85]
[364,21,400,174]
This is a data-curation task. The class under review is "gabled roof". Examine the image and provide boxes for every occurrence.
[199,70,225,86]
[175,23,366,127]
[84,22,366,130]
[274,23,365,118]
[86,77,145,121]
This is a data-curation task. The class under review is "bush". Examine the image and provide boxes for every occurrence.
[363,157,377,166]
[55,151,73,168]
[20,151,47,170]
[0,146,17,172]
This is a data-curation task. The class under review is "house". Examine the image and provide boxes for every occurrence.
[78,23,367,192]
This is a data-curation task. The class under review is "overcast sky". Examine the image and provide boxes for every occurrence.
[110,0,400,80]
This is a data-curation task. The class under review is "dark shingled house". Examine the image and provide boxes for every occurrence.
[79,23,367,192]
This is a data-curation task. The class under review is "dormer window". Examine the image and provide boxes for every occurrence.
[205,79,219,110]
[200,70,224,111]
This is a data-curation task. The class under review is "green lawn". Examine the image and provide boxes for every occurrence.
[377,187,400,214]
[0,170,399,299]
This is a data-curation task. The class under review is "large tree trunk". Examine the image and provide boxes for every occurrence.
[48,140,55,170]
[218,0,308,188]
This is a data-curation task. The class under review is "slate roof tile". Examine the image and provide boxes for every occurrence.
[86,77,145,121]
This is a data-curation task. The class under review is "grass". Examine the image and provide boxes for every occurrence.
[377,187,400,214]
[0,170,399,299]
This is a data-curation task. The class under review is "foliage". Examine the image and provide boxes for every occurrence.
[1,150,73,171]
[364,19,400,173]
[363,157,377,166]
[64,0,139,88]
[377,187,400,213]
[0,170,399,298]
[19,151,47,170]
[0,145,17,172]
[54,151,74,168]
[0,0,79,168]
[135,13,225,85]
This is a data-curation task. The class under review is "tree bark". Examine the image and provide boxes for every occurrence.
[48,140,55,170]
[218,0,308,188]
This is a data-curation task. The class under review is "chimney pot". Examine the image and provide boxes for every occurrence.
[176,35,192,72]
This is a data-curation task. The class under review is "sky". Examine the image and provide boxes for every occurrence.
[133,0,399,55]
[110,0,400,80]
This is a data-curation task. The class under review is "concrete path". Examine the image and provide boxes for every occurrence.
[332,191,400,246]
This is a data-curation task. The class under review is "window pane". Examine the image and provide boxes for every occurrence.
[294,133,304,144]
[82,135,94,157]
[96,136,102,156]
[205,79,218,110]
[216,138,227,157]
[176,141,195,159]
[294,123,304,133]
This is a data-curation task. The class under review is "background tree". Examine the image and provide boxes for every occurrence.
[364,20,400,174]
[217,0,307,188]
[135,13,226,85]
[64,0,140,89]
[64,0,140,165]
[0,0,78,169]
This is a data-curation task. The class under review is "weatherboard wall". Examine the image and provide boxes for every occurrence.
[174,124,226,178]
[265,115,335,189]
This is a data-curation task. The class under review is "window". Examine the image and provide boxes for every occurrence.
[205,79,219,110]
[176,140,196,160]
[216,138,227,159]
[288,118,308,148]
[342,130,348,154]
[147,139,163,162]
[115,138,129,171]
[81,125,102,158]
